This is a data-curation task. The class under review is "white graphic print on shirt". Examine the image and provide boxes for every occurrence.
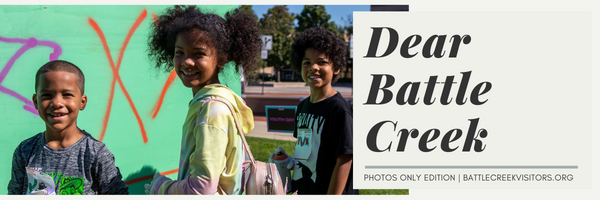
[293,113,325,183]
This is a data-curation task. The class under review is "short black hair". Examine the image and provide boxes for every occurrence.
[35,60,85,94]
[147,5,262,77]
[290,26,347,83]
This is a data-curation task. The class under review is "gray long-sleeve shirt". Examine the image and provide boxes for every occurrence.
[7,130,129,195]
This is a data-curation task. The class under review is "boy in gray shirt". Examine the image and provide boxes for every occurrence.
[7,60,128,195]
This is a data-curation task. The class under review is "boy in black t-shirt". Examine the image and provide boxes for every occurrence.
[276,26,358,194]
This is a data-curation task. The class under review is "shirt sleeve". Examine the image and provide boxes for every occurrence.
[335,105,353,157]
[95,146,129,194]
[7,145,25,194]
[158,121,229,194]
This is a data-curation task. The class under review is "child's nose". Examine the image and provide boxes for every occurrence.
[50,96,64,108]
[183,58,195,67]
[309,63,319,71]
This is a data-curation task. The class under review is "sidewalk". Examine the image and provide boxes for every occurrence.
[243,82,353,97]
[242,82,353,141]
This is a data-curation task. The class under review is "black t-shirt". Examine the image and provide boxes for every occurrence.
[291,92,358,194]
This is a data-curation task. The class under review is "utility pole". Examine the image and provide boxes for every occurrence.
[262,61,265,95]
[260,35,272,95]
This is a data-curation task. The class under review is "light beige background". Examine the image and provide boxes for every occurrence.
[354,12,591,189]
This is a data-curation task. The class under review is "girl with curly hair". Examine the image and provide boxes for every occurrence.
[144,5,262,195]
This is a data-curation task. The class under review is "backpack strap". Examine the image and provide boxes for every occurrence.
[200,97,256,164]
[199,97,256,195]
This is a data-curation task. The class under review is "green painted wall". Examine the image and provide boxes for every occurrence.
[0,5,242,194]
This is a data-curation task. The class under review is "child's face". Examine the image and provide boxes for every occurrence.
[32,71,87,133]
[173,30,220,92]
[301,48,340,90]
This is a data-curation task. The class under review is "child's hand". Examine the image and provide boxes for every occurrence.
[286,158,297,170]
[144,173,172,195]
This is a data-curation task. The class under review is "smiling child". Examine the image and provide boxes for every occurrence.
[7,60,128,195]
[144,5,262,195]
[286,26,358,194]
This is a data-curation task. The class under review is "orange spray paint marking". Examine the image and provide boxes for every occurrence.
[124,168,179,185]
[150,69,177,119]
[88,9,149,143]
[148,13,178,119]
[152,13,158,23]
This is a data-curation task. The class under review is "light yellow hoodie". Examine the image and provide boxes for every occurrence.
[158,84,254,195]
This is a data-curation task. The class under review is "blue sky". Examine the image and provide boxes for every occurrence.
[246,5,371,27]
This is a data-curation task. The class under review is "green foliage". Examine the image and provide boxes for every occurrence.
[259,5,296,81]
[296,5,343,39]
[339,14,353,35]
[239,5,259,23]
[245,137,408,195]
[255,5,353,82]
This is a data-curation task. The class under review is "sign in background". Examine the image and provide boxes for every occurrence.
[265,105,296,133]
[260,35,272,59]
[260,34,273,50]
[0,5,242,194]
[354,12,591,189]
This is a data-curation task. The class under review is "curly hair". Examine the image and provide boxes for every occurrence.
[290,26,347,83]
[147,5,262,77]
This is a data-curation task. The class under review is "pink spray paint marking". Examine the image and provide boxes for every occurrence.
[0,36,63,115]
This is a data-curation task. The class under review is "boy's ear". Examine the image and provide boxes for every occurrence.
[32,94,38,110]
[334,67,341,75]
[217,60,226,68]
[80,94,87,110]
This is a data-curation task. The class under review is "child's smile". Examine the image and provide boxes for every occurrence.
[308,74,322,81]
[33,71,87,133]
[49,112,68,120]
[173,29,220,95]
[181,70,199,78]
[302,48,340,89]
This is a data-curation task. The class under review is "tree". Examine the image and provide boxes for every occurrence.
[339,14,353,35]
[338,14,353,81]
[259,5,296,82]
[239,5,258,23]
[297,6,352,81]
[296,5,343,39]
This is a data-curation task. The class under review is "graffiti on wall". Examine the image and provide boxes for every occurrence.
[88,9,149,143]
[0,5,240,194]
[0,36,62,115]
